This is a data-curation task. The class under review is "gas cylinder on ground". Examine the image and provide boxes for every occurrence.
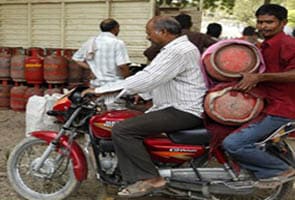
[24,85,44,106]
[203,41,261,81]
[82,68,92,87]
[10,47,27,82]
[25,47,44,84]
[64,49,83,85]
[0,47,12,80]
[44,84,62,95]
[204,84,264,126]
[10,84,28,111]
[44,48,68,84]
[0,81,12,109]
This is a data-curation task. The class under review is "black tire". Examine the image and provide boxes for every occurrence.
[7,137,81,200]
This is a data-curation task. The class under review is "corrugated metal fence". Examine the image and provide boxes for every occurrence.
[0,0,155,63]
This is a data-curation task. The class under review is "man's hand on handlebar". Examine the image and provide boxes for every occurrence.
[81,88,101,97]
[82,88,123,98]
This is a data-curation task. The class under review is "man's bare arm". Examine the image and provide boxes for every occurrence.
[118,64,131,78]
[235,69,295,92]
[74,60,90,70]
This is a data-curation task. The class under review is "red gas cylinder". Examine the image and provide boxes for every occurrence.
[44,84,62,95]
[64,49,83,85]
[203,42,260,81]
[204,84,264,126]
[0,81,12,109]
[24,85,44,106]
[10,85,28,111]
[25,47,44,84]
[10,47,27,82]
[44,48,68,84]
[67,82,84,90]
[82,68,92,86]
[0,47,12,80]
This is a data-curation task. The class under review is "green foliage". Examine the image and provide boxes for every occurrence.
[207,0,235,13]
[288,10,295,27]
[233,0,264,25]
[233,0,288,26]
[156,0,236,12]
[286,0,295,9]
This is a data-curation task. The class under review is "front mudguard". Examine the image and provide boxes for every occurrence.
[31,131,88,181]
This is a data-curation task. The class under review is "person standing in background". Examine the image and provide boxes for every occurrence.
[206,22,222,41]
[240,26,262,48]
[174,13,217,53]
[72,18,131,88]
[144,13,216,61]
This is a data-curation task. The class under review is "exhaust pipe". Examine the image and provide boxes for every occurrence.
[159,168,255,195]
[159,167,233,181]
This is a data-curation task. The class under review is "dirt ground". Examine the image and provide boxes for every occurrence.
[0,109,294,200]
[0,109,171,200]
[0,109,105,200]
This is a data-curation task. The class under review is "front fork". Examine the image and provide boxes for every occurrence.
[32,142,59,171]
[31,107,81,172]
[30,107,88,181]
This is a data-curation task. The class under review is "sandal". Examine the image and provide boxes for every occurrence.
[255,168,295,189]
[117,180,166,198]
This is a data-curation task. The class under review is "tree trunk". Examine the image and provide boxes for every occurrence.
[264,0,271,4]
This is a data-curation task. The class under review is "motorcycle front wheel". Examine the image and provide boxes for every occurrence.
[7,137,81,200]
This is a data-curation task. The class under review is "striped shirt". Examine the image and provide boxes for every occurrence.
[96,35,207,117]
[72,32,130,87]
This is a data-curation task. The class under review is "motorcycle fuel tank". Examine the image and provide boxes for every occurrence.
[90,109,142,139]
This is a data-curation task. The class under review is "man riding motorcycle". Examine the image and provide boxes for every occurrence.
[82,16,207,198]
[223,4,295,188]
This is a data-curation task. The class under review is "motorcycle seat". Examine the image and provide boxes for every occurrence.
[168,128,211,146]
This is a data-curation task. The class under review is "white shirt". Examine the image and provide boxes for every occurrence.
[96,35,207,118]
[72,32,130,87]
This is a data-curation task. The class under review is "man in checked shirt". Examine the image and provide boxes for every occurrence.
[82,16,207,197]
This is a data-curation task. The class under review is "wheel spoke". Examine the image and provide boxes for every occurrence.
[10,138,76,194]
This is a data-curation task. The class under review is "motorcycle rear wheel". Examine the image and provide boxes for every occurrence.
[7,137,81,200]
[214,140,295,200]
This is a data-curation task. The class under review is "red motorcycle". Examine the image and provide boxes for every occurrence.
[7,86,295,200]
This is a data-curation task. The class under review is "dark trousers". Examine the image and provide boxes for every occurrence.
[112,107,203,184]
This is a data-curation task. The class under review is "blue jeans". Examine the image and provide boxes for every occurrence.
[223,115,291,179]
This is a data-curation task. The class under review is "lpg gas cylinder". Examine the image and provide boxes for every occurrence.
[44,84,62,95]
[44,48,68,84]
[82,68,92,87]
[24,85,44,106]
[25,48,44,84]
[0,47,12,80]
[0,81,12,109]
[64,49,83,85]
[203,41,261,81]
[11,47,26,82]
[204,84,264,126]
[10,85,28,111]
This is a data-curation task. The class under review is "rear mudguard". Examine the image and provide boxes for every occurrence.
[31,131,88,181]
